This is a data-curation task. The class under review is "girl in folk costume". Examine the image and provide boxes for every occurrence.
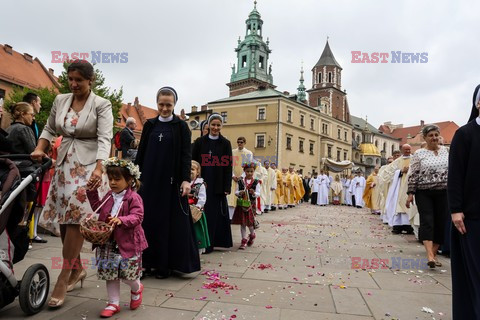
[86,158,147,318]
[232,162,261,249]
[189,160,211,255]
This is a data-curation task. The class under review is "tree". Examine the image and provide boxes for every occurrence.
[4,86,57,133]
[5,61,123,133]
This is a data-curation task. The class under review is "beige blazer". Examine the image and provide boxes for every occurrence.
[40,92,113,165]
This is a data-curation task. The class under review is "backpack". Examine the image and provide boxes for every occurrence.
[114,131,122,150]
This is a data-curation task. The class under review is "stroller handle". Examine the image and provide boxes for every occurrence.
[0,154,52,173]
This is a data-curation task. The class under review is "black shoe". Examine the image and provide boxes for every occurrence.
[32,236,48,243]
[391,229,401,234]
[264,209,269,213]
[204,246,214,254]
[155,269,172,279]
[271,207,276,211]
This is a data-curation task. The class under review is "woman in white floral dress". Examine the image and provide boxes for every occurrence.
[31,60,113,308]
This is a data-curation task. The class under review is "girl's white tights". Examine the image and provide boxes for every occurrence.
[240,225,255,239]
[105,279,141,309]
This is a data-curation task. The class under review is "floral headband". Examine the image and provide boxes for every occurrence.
[242,161,257,170]
[102,157,141,180]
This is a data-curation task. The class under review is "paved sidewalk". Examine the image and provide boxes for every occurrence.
[1,203,452,319]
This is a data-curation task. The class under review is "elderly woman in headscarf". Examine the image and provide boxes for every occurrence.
[192,113,233,253]
[135,86,200,279]
[447,84,480,319]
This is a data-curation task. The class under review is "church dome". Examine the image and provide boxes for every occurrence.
[360,143,381,156]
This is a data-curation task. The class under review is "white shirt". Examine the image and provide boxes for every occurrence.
[158,114,174,122]
[111,189,126,217]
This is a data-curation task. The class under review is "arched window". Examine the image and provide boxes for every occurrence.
[328,72,332,82]
[383,142,387,152]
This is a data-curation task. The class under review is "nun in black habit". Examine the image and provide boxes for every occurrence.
[192,114,233,253]
[448,84,480,319]
[135,86,200,278]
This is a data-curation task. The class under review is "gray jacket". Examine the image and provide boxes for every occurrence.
[6,122,36,154]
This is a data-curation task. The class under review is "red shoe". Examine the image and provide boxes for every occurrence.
[239,238,248,250]
[100,304,120,318]
[130,283,144,310]
[247,233,256,246]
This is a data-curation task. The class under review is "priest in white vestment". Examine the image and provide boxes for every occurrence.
[353,172,366,208]
[378,145,414,234]
[316,170,330,206]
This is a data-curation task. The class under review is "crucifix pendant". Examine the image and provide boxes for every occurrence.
[158,133,163,142]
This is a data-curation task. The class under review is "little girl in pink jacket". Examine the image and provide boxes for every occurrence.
[87,157,147,318]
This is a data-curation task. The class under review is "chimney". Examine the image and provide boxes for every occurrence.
[4,44,12,54]
[23,53,33,63]
[48,68,54,75]
[201,105,208,111]
[420,120,424,126]
[191,105,198,112]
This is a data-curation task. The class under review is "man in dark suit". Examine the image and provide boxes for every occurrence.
[121,117,138,160]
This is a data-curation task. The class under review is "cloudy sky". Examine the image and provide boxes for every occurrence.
[2,0,478,128]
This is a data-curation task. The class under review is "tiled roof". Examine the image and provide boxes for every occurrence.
[0,44,59,89]
[117,99,157,132]
[382,121,459,145]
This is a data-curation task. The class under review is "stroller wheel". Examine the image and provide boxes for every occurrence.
[19,264,50,315]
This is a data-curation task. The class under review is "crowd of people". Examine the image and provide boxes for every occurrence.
[0,59,477,318]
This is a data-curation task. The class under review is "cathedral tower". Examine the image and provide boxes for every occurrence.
[227,1,276,97]
[307,40,350,123]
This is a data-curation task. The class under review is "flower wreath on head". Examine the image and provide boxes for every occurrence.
[242,161,257,170]
[102,157,141,180]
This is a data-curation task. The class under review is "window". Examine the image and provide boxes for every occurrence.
[328,72,332,82]
[317,97,321,107]
[194,116,200,122]
[116,117,121,123]
[258,107,266,120]
[337,128,341,139]
[259,56,265,69]
[299,140,304,153]
[0,88,5,100]
[344,131,348,141]
[375,140,378,147]
[221,111,227,123]
[391,145,394,154]
[322,123,329,135]
[310,119,314,130]
[344,151,347,160]
[310,142,314,155]
[287,110,292,122]
[336,150,341,161]
[318,72,322,83]
[356,135,360,144]
[256,134,265,148]
[327,146,332,158]
[383,142,387,152]
[286,136,292,150]
[300,115,304,127]
[241,55,247,68]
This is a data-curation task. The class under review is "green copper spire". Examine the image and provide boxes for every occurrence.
[230,0,273,85]
[297,63,307,103]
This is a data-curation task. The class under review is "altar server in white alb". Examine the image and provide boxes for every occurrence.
[351,171,366,208]
[316,170,330,206]
[379,144,414,234]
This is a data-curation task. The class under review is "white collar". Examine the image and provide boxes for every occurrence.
[208,134,219,140]
[476,117,480,126]
[158,115,174,122]
[112,189,127,199]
